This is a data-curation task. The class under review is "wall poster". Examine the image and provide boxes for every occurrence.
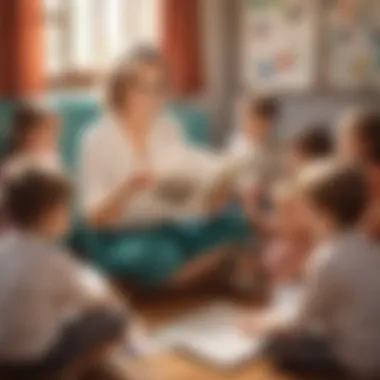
[243,0,318,92]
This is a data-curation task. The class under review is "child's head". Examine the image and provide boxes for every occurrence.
[338,109,380,197]
[287,123,334,173]
[3,167,71,239]
[10,101,60,157]
[243,95,280,142]
[298,161,368,239]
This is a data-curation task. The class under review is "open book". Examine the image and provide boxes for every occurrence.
[153,152,254,208]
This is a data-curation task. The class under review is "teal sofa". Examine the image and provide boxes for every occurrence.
[0,95,249,288]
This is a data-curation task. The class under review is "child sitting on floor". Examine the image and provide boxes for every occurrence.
[237,124,333,287]
[243,121,333,237]
[235,179,312,300]
[229,94,280,221]
[0,102,63,232]
[262,180,312,287]
[3,100,62,172]
[337,109,380,239]
[243,161,380,378]
[285,123,334,174]
[0,167,127,379]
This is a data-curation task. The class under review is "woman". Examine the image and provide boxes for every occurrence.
[79,47,250,289]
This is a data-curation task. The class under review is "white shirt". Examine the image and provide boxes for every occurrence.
[0,231,110,361]
[79,115,223,227]
[228,132,277,192]
[295,231,380,376]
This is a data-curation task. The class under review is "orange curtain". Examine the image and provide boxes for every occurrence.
[162,0,204,96]
[0,0,9,97]
[0,0,45,98]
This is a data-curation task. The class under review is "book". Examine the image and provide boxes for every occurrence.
[153,153,254,208]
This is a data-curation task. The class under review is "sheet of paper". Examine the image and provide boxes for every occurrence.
[143,289,303,366]
[150,302,265,368]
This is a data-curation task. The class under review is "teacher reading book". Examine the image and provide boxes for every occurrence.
[79,46,250,289]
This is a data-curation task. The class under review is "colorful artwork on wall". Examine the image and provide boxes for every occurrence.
[243,0,317,92]
[325,0,380,90]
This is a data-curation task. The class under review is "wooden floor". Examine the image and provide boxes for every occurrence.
[136,353,294,380]
[129,293,297,380]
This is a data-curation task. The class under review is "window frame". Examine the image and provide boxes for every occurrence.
[45,0,159,89]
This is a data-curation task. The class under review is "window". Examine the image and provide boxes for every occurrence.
[45,0,161,87]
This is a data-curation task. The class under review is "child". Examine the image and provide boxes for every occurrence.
[229,95,280,219]
[285,123,334,174]
[337,109,380,239]
[230,94,280,155]
[262,180,312,286]
[0,167,126,379]
[235,179,312,301]
[4,100,62,172]
[0,101,63,233]
[245,162,380,378]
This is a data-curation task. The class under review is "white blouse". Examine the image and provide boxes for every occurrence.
[79,115,221,227]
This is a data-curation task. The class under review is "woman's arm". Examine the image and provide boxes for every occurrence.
[87,172,153,228]
[79,128,154,228]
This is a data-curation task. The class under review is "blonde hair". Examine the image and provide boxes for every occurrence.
[105,46,167,114]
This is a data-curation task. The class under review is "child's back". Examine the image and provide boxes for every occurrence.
[318,231,380,375]
[0,230,106,362]
[255,162,380,378]
[0,167,127,379]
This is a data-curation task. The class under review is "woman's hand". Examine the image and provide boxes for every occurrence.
[87,170,155,228]
[206,181,233,216]
[126,170,155,193]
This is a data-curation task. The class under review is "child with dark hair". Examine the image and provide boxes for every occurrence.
[286,123,334,173]
[337,109,380,238]
[229,94,281,221]
[0,101,63,233]
[226,95,281,292]
[242,162,380,378]
[0,167,127,379]
[5,100,61,171]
